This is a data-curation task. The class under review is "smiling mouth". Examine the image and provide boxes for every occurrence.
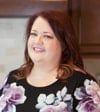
[33,47,45,52]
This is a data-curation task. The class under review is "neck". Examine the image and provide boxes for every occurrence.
[29,62,59,79]
[27,63,59,87]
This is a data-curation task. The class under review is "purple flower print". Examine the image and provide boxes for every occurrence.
[0,83,26,112]
[74,79,100,112]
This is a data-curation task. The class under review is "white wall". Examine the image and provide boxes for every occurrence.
[0,18,28,76]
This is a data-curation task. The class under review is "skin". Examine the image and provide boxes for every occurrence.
[27,16,62,87]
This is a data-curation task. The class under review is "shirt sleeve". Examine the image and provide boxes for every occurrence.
[0,70,17,96]
[72,71,98,112]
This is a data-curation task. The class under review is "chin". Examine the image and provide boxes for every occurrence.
[32,58,44,64]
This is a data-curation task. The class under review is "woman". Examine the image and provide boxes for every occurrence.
[0,10,99,112]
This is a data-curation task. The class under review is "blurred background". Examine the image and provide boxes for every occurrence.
[0,0,100,84]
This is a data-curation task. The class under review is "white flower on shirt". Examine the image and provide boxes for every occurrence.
[36,86,73,112]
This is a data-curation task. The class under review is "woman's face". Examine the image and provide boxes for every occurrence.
[27,16,62,65]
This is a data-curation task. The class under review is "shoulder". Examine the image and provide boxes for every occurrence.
[0,70,16,95]
[6,69,19,84]
[68,70,96,87]
[0,69,25,95]
[73,70,96,80]
[58,70,96,94]
[63,70,96,97]
[0,70,17,91]
[1,69,24,88]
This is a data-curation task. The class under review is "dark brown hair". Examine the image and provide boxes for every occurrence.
[12,10,84,80]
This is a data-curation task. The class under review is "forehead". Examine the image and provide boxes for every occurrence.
[31,16,54,33]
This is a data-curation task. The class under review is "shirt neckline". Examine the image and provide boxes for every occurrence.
[24,78,60,90]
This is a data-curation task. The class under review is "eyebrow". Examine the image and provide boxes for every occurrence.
[31,30,52,34]
[43,32,52,34]
[31,30,54,36]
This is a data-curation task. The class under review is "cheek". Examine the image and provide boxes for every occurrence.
[46,42,62,62]
[27,41,30,52]
[27,38,32,53]
[46,42,62,55]
[27,37,32,48]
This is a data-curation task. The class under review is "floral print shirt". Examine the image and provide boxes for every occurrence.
[0,70,99,112]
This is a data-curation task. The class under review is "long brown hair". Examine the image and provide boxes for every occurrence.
[12,10,84,80]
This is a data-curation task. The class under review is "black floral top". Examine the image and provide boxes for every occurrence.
[0,70,98,112]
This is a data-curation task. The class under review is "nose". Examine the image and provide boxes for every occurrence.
[35,35,43,44]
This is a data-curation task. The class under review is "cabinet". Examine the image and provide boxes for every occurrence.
[70,0,100,57]
[0,1,67,17]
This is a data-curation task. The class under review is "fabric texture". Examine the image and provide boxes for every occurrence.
[0,70,96,112]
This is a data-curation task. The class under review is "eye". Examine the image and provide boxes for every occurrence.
[30,32,37,37]
[43,35,53,39]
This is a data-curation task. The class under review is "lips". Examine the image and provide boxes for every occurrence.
[34,47,45,52]
[32,46,45,53]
